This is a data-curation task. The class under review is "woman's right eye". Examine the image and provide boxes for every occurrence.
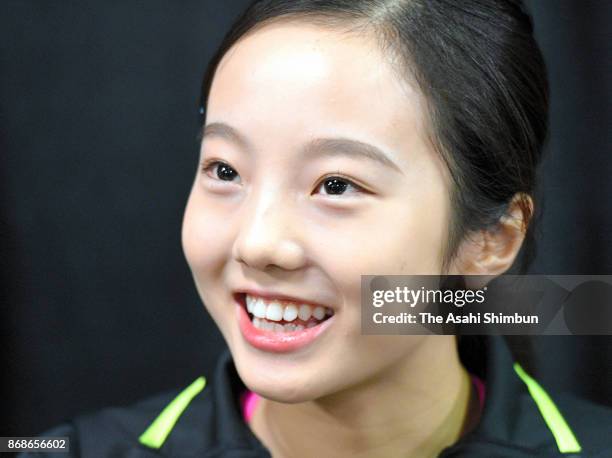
[201,160,241,184]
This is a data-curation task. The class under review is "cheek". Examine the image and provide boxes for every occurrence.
[182,190,237,339]
[181,190,232,275]
[309,196,449,288]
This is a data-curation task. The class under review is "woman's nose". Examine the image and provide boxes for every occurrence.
[231,193,306,272]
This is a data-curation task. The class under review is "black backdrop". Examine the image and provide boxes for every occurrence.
[1,0,611,437]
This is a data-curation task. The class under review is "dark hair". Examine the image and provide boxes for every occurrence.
[199,0,549,274]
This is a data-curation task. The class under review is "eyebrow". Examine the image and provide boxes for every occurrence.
[202,122,252,151]
[302,138,402,173]
[202,122,403,173]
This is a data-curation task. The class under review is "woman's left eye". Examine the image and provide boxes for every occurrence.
[314,176,362,196]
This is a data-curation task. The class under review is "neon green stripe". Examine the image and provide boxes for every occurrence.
[139,376,206,449]
[513,363,581,453]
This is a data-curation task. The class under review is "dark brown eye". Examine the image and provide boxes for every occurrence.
[315,176,361,196]
[216,163,238,181]
[323,178,348,195]
[202,161,241,183]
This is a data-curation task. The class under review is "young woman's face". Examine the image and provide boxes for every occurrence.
[182,22,456,402]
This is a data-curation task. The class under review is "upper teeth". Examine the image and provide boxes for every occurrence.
[246,295,333,322]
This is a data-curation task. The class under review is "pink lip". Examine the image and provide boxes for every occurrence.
[235,298,335,353]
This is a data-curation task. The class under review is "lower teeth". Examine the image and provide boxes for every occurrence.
[251,317,319,332]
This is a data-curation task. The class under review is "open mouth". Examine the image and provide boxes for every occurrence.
[235,292,334,333]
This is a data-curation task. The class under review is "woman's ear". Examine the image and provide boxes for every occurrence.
[450,194,532,278]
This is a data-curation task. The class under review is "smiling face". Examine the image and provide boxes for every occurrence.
[182,21,457,402]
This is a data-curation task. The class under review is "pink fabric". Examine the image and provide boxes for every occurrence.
[241,390,261,423]
[241,376,486,423]
[471,375,486,411]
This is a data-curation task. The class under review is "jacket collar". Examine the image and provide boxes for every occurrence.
[159,336,568,457]
[441,335,567,456]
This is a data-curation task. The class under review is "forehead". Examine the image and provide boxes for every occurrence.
[207,21,428,161]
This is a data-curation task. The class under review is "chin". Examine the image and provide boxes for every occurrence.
[233,352,327,404]
[251,383,316,404]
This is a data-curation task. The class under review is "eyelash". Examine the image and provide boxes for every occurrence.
[200,160,365,196]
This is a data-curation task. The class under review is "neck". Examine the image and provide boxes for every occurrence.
[249,337,478,458]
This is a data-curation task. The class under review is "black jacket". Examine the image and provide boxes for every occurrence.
[20,337,612,457]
